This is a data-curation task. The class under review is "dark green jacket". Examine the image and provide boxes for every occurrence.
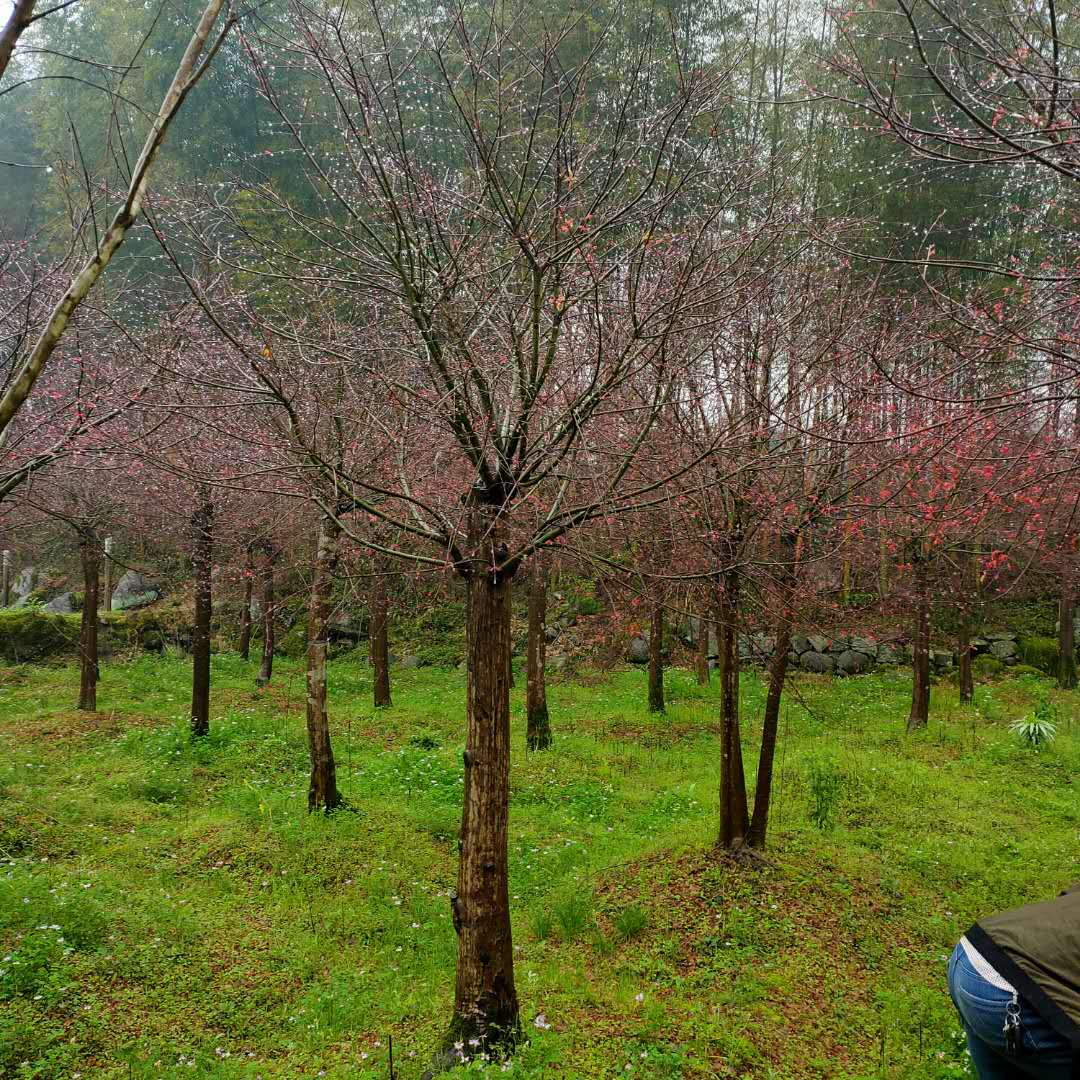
[966,884,1080,1076]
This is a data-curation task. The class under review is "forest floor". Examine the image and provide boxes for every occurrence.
[2,655,1079,1080]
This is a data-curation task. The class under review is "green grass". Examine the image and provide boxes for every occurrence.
[1,654,1079,1078]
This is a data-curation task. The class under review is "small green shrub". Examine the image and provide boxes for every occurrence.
[553,890,595,941]
[0,609,78,662]
[1018,636,1058,675]
[807,756,845,831]
[531,908,553,942]
[576,596,601,616]
[613,903,649,942]
[972,655,1004,680]
[1011,698,1058,750]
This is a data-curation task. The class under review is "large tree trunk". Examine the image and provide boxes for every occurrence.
[525,559,551,751]
[257,543,276,687]
[191,498,213,737]
[647,601,665,713]
[716,552,749,850]
[77,527,100,711]
[447,506,519,1056]
[307,510,342,812]
[1058,574,1077,690]
[238,543,254,660]
[371,555,391,708]
[695,608,710,685]
[748,532,798,850]
[907,546,931,733]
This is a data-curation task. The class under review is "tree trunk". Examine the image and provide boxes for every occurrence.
[257,543,276,686]
[1058,578,1077,690]
[448,505,519,1055]
[372,555,391,708]
[958,614,974,704]
[525,559,551,750]
[647,601,664,713]
[695,609,710,685]
[191,498,213,737]
[238,544,253,660]
[748,532,798,850]
[716,553,749,850]
[101,537,113,612]
[307,510,342,812]
[77,527,100,711]
[906,546,930,733]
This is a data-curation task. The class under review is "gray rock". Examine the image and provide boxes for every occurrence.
[931,649,954,672]
[12,567,36,606]
[836,649,872,675]
[751,633,775,657]
[112,570,161,611]
[990,639,1018,660]
[544,626,559,644]
[790,633,811,655]
[548,653,568,674]
[800,651,835,674]
[971,637,990,654]
[876,644,899,665]
[849,637,878,659]
[807,634,829,654]
[400,655,422,669]
[985,631,1016,642]
[627,636,650,664]
[44,591,74,613]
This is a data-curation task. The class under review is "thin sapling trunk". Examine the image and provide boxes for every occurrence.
[77,527,100,711]
[525,558,551,750]
[307,509,342,812]
[191,498,213,737]
[647,601,664,713]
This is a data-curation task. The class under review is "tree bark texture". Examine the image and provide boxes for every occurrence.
[525,559,551,750]
[101,537,113,612]
[748,532,798,850]
[77,528,100,711]
[647,602,665,713]
[907,547,931,733]
[257,542,276,686]
[958,615,974,704]
[1059,579,1077,690]
[307,510,342,812]
[716,551,749,849]
[371,556,391,708]
[190,498,213,737]
[449,506,519,1053]
[238,543,254,660]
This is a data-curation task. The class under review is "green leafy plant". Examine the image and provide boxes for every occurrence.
[1010,697,1058,750]
[807,756,845,831]
[613,903,649,942]
[1018,636,1059,675]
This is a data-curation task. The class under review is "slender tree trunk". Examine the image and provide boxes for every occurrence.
[307,510,342,812]
[238,544,253,660]
[525,559,551,750]
[907,546,930,733]
[101,537,113,612]
[447,505,519,1055]
[748,532,799,850]
[958,613,974,704]
[647,601,664,713]
[1058,575,1077,690]
[191,498,213,737]
[717,553,749,850]
[77,527,100,711]
[257,544,276,687]
[1,549,9,607]
[372,555,391,708]
[695,609,710,685]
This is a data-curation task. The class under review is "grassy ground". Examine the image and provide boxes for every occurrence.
[1,652,1079,1080]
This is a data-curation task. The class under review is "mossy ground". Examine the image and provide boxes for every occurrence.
[1,652,1078,1078]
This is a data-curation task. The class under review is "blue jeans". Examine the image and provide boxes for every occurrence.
[948,942,1073,1078]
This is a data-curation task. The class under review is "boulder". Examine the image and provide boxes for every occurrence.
[111,570,161,611]
[400,655,422,669]
[11,567,36,606]
[44,591,74,614]
[544,626,559,644]
[836,649,872,675]
[807,634,829,654]
[971,637,990,655]
[876,644,899,665]
[849,637,878,659]
[800,651,834,674]
[548,653,568,674]
[931,649,954,672]
[790,633,811,655]
[627,636,650,664]
[985,631,1016,642]
[751,632,775,658]
[989,639,1018,660]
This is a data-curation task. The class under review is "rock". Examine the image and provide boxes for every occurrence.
[328,610,364,644]
[751,632,775,658]
[800,651,835,674]
[790,634,811,655]
[807,634,829,654]
[111,570,161,611]
[548,653,568,674]
[971,637,990,654]
[985,631,1016,642]
[400,655,422,669]
[11,567,36,606]
[44,591,74,613]
[849,637,878,658]
[931,649,954,672]
[990,639,1018,660]
[876,644,899,665]
[627,636,649,664]
[836,649,872,675]
[544,626,559,644]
